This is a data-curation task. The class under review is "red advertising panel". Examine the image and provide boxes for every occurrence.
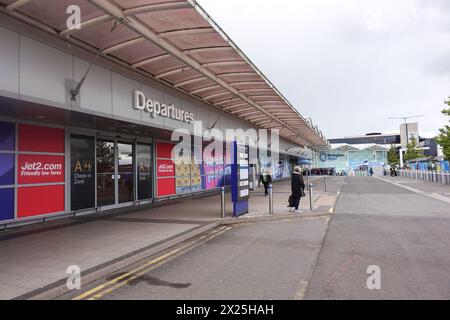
[18,185,65,218]
[18,155,65,184]
[157,159,175,177]
[157,178,176,197]
[156,142,173,159]
[19,124,65,153]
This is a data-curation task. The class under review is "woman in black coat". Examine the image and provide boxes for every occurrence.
[290,166,305,213]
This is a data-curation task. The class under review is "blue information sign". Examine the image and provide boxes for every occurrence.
[231,141,250,217]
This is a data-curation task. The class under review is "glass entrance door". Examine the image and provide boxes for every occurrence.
[96,139,135,207]
[96,140,115,206]
[117,142,134,203]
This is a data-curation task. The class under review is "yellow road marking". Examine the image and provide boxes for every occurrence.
[88,226,233,300]
[73,226,232,300]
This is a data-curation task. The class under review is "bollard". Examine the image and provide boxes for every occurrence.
[324,176,327,192]
[309,183,313,212]
[268,184,273,215]
[221,187,225,218]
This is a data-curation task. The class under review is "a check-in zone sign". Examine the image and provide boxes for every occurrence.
[18,155,65,184]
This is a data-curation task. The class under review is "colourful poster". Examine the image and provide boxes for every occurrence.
[0,188,14,221]
[157,159,175,177]
[18,154,65,184]
[0,154,14,185]
[157,178,175,197]
[0,121,15,151]
[18,185,65,218]
[18,124,64,153]
[190,162,202,192]
[203,163,225,189]
[156,141,173,158]
[176,175,191,194]
[156,142,176,197]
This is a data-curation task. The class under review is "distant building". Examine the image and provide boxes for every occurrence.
[419,138,439,157]
[329,133,400,145]
[313,144,388,175]
[400,123,419,149]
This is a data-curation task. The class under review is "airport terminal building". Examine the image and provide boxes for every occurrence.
[0,0,326,227]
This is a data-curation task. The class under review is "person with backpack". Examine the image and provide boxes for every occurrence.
[288,166,305,213]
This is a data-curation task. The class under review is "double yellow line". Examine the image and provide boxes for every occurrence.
[73,225,234,300]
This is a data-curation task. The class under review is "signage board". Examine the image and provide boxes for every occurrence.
[18,185,65,218]
[70,135,95,211]
[231,141,250,216]
[18,154,65,184]
[134,90,194,124]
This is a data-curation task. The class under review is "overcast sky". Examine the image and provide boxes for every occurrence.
[197,0,450,139]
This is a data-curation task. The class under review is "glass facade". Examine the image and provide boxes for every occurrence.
[117,142,134,204]
[315,148,388,173]
[96,140,115,206]
[329,135,400,145]
[1,119,300,225]
[136,143,152,200]
[71,135,96,211]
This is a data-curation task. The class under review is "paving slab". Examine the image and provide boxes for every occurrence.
[0,178,337,300]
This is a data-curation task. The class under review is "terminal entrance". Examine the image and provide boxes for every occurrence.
[96,139,135,207]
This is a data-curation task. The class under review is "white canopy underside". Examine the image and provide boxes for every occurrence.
[0,0,327,147]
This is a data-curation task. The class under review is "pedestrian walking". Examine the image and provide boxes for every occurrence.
[260,168,272,196]
[288,166,305,213]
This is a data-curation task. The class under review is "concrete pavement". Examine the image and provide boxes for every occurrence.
[0,178,334,300]
[59,216,331,300]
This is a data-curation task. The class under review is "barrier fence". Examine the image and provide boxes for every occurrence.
[398,169,450,186]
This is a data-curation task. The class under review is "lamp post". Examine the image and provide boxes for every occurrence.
[387,115,424,168]
[387,115,423,146]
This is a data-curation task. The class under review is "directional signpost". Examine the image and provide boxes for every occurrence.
[231,141,250,217]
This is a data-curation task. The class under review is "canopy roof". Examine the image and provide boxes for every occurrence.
[0,0,327,147]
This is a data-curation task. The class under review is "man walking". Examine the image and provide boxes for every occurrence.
[260,168,272,196]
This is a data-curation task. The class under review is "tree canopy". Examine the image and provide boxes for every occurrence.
[436,98,450,161]
[404,136,424,161]
[387,144,399,165]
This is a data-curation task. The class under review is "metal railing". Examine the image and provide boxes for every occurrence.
[398,169,450,185]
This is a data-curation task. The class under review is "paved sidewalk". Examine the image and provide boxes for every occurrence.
[0,178,339,300]
[377,175,450,204]
[380,175,450,194]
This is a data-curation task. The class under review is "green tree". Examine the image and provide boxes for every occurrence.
[436,98,450,161]
[387,144,399,165]
[404,136,424,161]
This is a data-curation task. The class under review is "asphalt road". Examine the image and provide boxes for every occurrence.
[306,176,450,299]
[62,215,330,300]
[60,176,450,300]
